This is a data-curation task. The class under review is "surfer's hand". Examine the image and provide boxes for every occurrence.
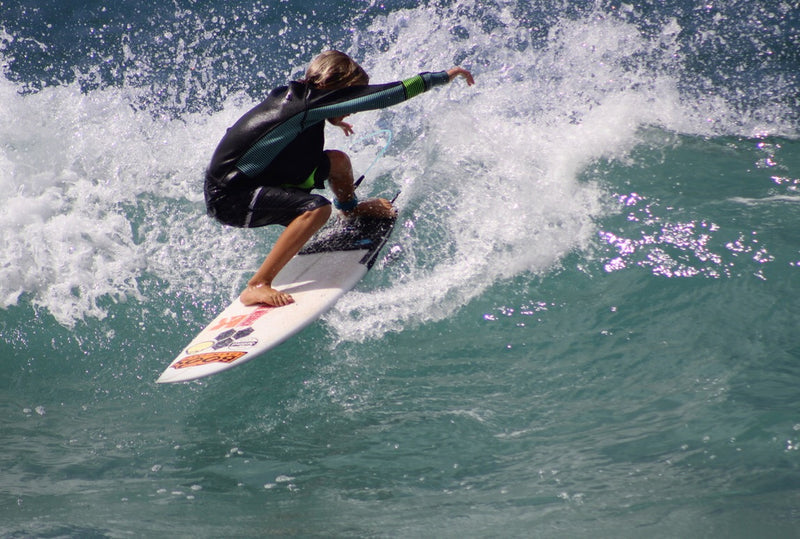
[446,67,475,86]
[329,115,354,136]
[347,198,396,219]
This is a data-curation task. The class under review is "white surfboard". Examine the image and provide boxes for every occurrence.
[157,215,396,383]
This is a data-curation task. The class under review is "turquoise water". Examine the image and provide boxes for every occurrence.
[2,1,799,536]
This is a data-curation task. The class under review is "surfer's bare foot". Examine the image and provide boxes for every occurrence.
[240,284,294,307]
[345,198,396,219]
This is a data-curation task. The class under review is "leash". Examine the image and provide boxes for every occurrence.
[351,128,393,189]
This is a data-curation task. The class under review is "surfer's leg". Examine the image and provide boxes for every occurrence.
[326,150,396,218]
[325,149,357,203]
[240,204,331,306]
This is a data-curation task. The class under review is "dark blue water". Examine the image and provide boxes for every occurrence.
[2,1,799,536]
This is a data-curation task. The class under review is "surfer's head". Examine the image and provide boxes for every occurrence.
[304,50,369,90]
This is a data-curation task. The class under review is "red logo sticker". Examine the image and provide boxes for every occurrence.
[206,305,274,332]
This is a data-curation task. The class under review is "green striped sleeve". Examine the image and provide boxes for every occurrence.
[402,71,450,98]
[402,75,426,99]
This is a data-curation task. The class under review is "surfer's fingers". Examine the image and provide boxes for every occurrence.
[447,67,475,86]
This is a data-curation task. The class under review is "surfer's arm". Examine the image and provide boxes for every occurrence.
[306,69,467,124]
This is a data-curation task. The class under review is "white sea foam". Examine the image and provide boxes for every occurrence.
[0,74,251,325]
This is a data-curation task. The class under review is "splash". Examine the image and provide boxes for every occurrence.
[325,1,797,341]
[0,69,252,326]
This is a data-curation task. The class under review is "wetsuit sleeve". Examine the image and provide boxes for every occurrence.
[304,71,451,123]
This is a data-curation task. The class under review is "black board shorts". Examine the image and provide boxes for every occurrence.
[243,186,330,227]
[209,155,331,228]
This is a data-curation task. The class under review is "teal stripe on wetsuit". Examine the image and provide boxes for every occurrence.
[236,71,450,179]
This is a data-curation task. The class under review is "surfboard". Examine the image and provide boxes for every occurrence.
[156,215,396,384]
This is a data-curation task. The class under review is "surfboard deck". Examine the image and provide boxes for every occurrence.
[156,215,396,384]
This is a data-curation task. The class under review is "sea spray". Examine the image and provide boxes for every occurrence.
[326,2,782,341]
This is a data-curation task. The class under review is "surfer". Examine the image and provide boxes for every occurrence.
[204,50,475,306]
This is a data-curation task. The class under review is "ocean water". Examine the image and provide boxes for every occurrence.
[1,0,799,536]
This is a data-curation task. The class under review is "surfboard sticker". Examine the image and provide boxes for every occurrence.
[172,351,247,369]
[157,215,396,384]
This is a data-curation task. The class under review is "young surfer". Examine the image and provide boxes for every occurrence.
[204,50,475,307]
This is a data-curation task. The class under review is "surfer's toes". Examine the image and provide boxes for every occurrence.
[240,285,294,307]
[273,293,295,306]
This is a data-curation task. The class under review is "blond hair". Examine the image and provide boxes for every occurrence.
[303,50,369,90]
